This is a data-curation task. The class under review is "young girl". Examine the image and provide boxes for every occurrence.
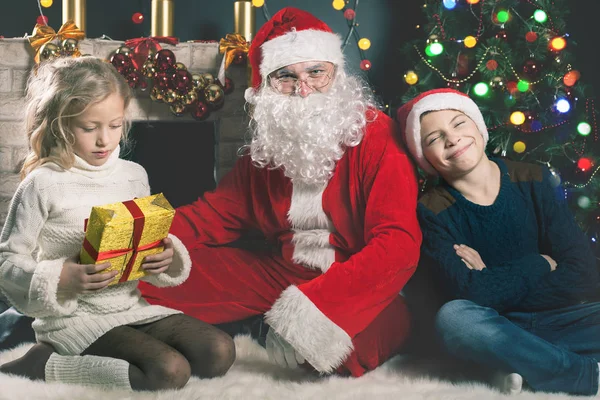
[0,56,235,391]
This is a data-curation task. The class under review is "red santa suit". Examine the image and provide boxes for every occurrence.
[140,109,421,375]
[140,7,422,377]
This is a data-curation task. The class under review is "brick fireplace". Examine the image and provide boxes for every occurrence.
[0,38,249,229]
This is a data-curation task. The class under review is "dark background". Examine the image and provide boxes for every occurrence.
[2,0,598,107]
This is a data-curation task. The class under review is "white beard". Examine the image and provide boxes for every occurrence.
[247,72,376,186]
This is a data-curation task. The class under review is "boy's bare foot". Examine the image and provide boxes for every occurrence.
[0,342,54,380]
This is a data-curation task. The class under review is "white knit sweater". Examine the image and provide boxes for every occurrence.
[0,148,191,355]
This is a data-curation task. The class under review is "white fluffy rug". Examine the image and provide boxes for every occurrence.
[0,336,590,400]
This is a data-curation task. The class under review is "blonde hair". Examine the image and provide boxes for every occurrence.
[20,56,133,179]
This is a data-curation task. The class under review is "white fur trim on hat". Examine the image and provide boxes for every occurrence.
[404,92,489,175]
[259,29,344,78]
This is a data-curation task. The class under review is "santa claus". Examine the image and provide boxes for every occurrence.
[140,7,422,377]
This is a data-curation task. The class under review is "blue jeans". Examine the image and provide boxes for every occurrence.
[436,300,600,396]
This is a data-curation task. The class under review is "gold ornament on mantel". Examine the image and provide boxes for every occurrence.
[38,42,61,62]
[219,33,250,71]
[204,84,225,109]
[202,72,215,85]
[28,20,85,63]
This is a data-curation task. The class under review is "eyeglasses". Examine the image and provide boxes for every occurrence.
[269,69,333,95]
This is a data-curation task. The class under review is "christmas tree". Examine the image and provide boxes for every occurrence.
[399,0,599,256]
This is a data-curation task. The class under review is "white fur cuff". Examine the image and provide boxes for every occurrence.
[265,285,353,373]
[29,257,77,317]
[141,234,191,288]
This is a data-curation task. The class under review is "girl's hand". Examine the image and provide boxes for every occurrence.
[454,244,487,271]
[141,237,174,275]
[59,257,118,294]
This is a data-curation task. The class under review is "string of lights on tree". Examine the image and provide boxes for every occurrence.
[400,0,600,252]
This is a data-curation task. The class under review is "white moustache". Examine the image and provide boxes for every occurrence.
[248,75,373,186]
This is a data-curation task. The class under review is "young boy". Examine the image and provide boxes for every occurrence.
[397,88,600,396]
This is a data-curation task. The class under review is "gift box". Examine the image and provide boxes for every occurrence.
[80,193,175,285]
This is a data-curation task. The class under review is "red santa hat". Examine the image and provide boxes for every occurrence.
[396,88,489,175]
[245,7,344,101]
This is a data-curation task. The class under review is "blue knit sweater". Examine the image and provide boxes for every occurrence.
[417,158,599,313]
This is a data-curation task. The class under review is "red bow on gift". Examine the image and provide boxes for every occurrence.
[82,200,163,283]
[124,36,179,71]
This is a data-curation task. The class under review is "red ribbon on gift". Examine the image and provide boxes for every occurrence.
[124,36,179,71]
[82,200,163,283]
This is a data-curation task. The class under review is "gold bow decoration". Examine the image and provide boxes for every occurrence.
[28,20,85,63]
[219,33,249,71]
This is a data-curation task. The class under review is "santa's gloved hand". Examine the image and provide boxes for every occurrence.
[266,329,305,369]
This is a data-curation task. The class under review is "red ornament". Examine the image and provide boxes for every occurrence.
[495,30,508,41]
[219,77,235,94]
[154,70,174,90]
[110,53,133,75]
[577,157,593,171]
[155,49,176,71]
[132,12,144,24]
[522,59,541,80]
[126,71,142,89]
[563,70,580,87]
[360,59,372,71]
[172,69,193,94]
[525,31,538,43]
[344,9,356,20]
[191,101,211,121]
[457,54,470,77]
[486,60,498,71]
[37,15,49,25]
[125,37,179,70]
[138,79,148,91]
[233,52,246,65]
[506,81,518,94]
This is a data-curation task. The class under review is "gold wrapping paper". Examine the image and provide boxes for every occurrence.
[80,193,175,285]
